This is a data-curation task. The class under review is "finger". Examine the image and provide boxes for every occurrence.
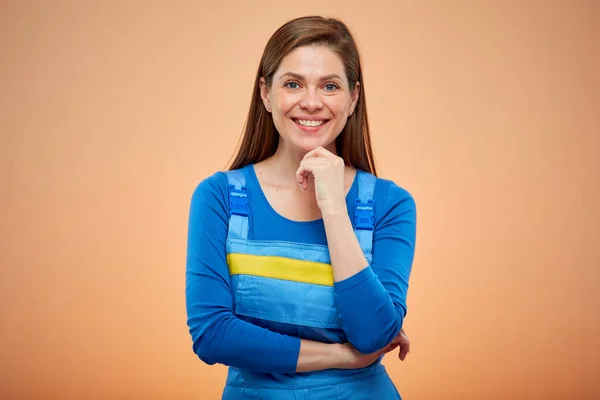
[296,170,307,191]
[299,157,338,174]
[302,146,336,160]
[296,160,314,190]
[400,334,410,353]
[295,159,328,190]
[296,166,314,192]
[295,161,316,191]
[398,330,409,344]
[301,147,325,161]
[303,146,325,158]
[398,343,410,361]
[302,147,320,159]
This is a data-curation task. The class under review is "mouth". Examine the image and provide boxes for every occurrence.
[292,118,330,130]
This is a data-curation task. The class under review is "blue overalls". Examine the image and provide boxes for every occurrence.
[222,168,402,400]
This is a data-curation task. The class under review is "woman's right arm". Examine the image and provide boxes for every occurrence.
[186,173,381,373]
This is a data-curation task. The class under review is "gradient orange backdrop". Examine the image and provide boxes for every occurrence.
[1,1,598,399]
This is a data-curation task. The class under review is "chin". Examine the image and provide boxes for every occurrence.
[292,137,333,153]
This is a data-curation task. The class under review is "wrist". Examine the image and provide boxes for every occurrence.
[320,201,348,219]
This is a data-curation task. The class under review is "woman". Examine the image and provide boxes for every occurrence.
[185,16,417,400]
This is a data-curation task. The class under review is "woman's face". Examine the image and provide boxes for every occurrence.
[260,45,359,155]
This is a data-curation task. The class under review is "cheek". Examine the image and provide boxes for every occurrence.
[273,93,297,113]
[328,99,351,118]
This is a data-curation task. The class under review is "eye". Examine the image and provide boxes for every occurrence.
[284,81,300,89]
[324,83,340,91]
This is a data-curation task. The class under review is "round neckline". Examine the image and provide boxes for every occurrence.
[247,163,359,226]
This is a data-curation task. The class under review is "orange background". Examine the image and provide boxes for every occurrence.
[1,1,598,399]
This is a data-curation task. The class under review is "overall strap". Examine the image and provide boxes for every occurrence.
[354,171,376,260]
[224,169,249,240]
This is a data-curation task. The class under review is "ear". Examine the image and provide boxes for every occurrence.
[259,77,272,112]
[349,81,360,116]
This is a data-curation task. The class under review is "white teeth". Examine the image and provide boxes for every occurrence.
[296,119,325,127]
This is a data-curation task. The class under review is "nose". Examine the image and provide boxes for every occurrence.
[299,87,323,112]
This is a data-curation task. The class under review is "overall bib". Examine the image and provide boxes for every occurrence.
[222,168,402,400]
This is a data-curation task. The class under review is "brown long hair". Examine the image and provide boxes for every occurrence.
[227,16,377,176]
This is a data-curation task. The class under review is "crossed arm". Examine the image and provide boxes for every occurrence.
[185,172,416,373]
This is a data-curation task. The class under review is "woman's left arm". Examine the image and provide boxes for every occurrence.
[297,147,417,355]
[324,184,416,354]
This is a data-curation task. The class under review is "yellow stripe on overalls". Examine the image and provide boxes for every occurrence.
[227,253,334,286]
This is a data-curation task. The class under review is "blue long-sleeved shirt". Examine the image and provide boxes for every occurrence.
[185,164,416,373]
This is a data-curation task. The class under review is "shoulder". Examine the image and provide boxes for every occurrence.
[189,170,237,219]
[190,166,254,214]
[377,176,415,207]
[370,174,417,223]
[358,170,415,209]
[191,171,228,199]
[192,166,252,196]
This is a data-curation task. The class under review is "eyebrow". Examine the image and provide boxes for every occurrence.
[278,72,344,82]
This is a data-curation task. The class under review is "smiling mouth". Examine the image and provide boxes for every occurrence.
[292,118,329,127]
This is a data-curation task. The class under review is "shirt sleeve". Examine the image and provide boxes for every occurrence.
[333,181,417,354]
[185,172,301,373]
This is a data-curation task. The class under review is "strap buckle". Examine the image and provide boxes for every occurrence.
[229,185,248,216]
[354,199,374,231]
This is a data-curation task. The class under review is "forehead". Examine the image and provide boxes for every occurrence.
[275,45,347,81]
